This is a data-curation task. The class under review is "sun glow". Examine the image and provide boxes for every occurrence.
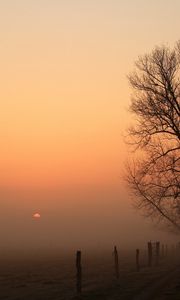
[33,213,41,219]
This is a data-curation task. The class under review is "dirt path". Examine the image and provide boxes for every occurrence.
[133,265,180,300]
[74,262,180,300]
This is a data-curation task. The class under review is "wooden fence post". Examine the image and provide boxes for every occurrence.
[76,250,82,294]
[161,244,165,258]
[155,242,160,266]
[136,249,140,271]
[148,242,152,267]
[165,244,168,257]
[114,246,119,279]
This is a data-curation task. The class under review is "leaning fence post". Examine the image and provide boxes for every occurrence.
[113,246,119,279]
[155,241,160,266]
[148,242,152,267]
[76,250,82,294]
[136,249,140,271]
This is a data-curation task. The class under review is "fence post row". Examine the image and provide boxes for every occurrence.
[75,242,172,293]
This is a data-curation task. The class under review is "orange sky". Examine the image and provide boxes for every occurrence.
[1,0,179,188]
[0,0,180,251]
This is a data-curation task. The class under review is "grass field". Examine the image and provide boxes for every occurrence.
[0,249,179,300]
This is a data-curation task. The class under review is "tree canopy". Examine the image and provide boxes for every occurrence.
[126,41,180,231]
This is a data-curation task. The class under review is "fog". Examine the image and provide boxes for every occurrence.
[0,184,178,258]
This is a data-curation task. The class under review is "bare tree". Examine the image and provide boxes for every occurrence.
[126,41,180,231]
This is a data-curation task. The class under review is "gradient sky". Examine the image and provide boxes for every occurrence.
[0,0,180,252]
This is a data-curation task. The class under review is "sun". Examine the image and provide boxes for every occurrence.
[33,212,41,219]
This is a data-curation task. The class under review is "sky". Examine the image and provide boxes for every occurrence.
[0,0,180,253]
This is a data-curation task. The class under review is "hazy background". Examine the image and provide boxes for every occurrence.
[0,0,179,255]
